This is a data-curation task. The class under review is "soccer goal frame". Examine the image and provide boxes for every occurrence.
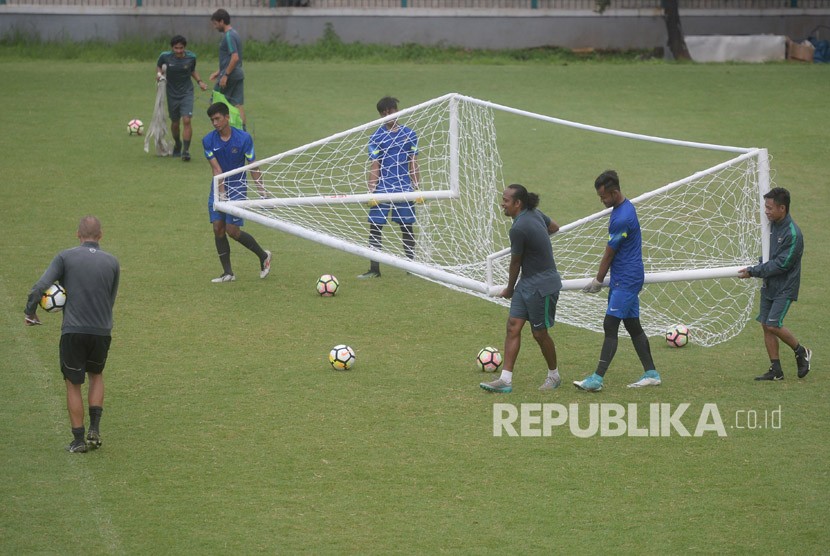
[213,92,771,346]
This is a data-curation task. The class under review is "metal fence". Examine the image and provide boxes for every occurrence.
[1,0,828,8]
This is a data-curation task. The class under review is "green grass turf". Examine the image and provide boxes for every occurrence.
[1,59,828,553]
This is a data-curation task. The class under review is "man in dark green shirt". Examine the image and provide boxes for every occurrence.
[480,184,562,394]
[739,187,811,380]
[156,35,208,161]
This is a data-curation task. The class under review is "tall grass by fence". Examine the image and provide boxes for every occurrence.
[1,0,828,8]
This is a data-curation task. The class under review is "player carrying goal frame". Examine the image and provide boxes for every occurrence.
[358,96,421,280]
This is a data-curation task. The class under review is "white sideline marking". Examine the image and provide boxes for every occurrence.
[0,283,122,552]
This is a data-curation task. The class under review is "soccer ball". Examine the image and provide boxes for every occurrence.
[40,283,67,313]
[329,344,356,371]
[316,274,339,297]
[476,346,503,372]
[127,119,144,135]
[666,324,690,348]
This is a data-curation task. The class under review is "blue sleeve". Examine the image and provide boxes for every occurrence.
[607,217,629,252]
[244,133,255,162]
[203,135,214,160]
[368,129,382,160]
[408,129,419,156]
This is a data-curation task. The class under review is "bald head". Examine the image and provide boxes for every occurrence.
[77,215,102,242]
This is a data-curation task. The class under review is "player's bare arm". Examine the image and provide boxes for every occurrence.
[499,254,522,298]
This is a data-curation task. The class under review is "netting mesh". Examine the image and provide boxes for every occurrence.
[215,93,767,346]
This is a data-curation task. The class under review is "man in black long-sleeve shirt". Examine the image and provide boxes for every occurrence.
[25,216,120,452]
[739,187,811,381]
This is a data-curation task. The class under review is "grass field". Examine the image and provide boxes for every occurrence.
[1,54,828,553]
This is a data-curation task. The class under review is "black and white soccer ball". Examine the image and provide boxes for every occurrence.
[40,283,67,313]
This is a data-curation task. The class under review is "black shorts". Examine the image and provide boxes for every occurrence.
[59,333,112,385]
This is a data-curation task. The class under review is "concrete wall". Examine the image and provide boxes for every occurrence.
[0,6,827,49]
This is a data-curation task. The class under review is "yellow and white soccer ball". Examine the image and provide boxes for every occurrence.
[329,344,356,371]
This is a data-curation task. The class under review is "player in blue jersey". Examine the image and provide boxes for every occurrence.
[575,170,661,391]
[204,102,271,283]
[739,187,811,380]
[358,96,421,279]
[209,9,247,130]
[156,35,208,161]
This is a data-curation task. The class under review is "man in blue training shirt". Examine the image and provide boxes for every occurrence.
[156,34,208,161]
[739,187,811,380]
[204,102,271,283]
[209,9,247,130]
[358,96,420,279]
[576,170,661,391]
[479,184,563,394]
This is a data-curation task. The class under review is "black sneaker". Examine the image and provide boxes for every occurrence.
[357,270,381,279]
[181,152,191,162]
[171,149,181,158]
[755,367,784,381]
[796,347,812,378]
[86,430,102,450]
[66,439,88,453]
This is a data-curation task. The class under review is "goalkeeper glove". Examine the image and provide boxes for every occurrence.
[415,197,424,204]
[582,278,603,294]
[367,199,379,208]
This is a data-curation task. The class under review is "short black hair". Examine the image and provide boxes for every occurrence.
[207,102,230,118]
[506,183,540,211]
[211,9,230,24]
[594,170,620,192]
[764,187,791,213]
[170,34,187,47]
[377,96,399,114]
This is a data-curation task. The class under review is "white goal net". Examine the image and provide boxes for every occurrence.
[214,93,770,346]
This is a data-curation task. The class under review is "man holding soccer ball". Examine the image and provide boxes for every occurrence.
[738,187,811,380]
[576,170,661,391]
[479,184,562,394]
[24,216,120,453]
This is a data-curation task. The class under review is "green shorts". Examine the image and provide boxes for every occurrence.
[757,296,793,328]
[509,288,559,331]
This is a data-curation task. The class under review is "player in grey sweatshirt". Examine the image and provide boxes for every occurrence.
[25,216,120,453]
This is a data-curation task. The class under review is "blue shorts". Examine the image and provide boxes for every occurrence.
[756,296,793,328]
[607,288,640,319]
[208,195,244,226]
[509,288,559,331]
[369,202,416,226]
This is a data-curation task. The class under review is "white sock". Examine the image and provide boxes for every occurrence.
[500,370,513,384]
[548,368,559,379]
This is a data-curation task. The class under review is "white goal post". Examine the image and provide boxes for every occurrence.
[214,93,771,346]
